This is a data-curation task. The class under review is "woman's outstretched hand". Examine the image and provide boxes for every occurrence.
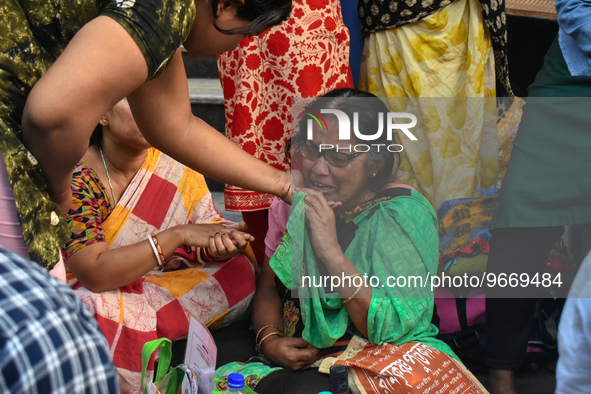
[181,222,252,259]
[260,336,320,371]
[207,221,252,260]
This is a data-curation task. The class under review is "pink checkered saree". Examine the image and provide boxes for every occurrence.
[66,149,256,393]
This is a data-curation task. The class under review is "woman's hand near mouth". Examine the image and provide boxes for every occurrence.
[297,188,341,262]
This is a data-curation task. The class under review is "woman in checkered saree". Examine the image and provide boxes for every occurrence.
[63,99,257,393]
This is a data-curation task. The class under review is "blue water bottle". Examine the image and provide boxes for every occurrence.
[223,373,247,393]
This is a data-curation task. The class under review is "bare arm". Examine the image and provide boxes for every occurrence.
[252,255,285,338]
[318,253,372,338]
[22,17,289,215]
[127,52,288,202]
[22,17,148,214]
[252,255,319,370]
[301,189,372,338]
[67,223,250,292]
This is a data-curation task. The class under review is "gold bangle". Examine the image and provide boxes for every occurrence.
[257,331,282,353]
[255,324,282,344]
[342,283,364,305]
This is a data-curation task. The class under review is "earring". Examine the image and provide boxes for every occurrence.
[371,173,377,178]
[99,117,108,126]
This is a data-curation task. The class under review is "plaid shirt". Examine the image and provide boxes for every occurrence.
[0,247,119,393]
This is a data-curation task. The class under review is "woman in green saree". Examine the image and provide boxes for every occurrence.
[216,89,488,394]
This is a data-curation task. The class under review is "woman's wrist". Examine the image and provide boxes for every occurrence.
[255,324,282,343]
[173,226,191,248]
[148,234,165,268]
[278,169,291,202]
[258,331,282,355]
[321,250,348,273]
[151,227,185,262]
[342,281,364,304]
[255,324,283,353]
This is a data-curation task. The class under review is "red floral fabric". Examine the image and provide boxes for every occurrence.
[217,0,353,212]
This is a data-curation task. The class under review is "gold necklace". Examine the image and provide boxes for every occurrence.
[99,147,117,205]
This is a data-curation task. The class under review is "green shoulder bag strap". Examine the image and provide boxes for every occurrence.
[141,338,187,394]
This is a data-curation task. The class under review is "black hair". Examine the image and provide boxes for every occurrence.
[292,88,401,192]
[211,0,292,36]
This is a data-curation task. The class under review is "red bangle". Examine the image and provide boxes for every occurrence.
[150,233,166,266]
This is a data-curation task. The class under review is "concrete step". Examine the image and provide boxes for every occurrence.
[188,78,223,105]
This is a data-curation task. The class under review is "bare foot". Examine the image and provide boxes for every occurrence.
[488,369,518,394]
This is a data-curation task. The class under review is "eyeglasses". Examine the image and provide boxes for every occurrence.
[298,143,364,168]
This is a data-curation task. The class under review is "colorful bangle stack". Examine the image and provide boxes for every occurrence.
[256,324,283,353]
[148,233,166,267]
